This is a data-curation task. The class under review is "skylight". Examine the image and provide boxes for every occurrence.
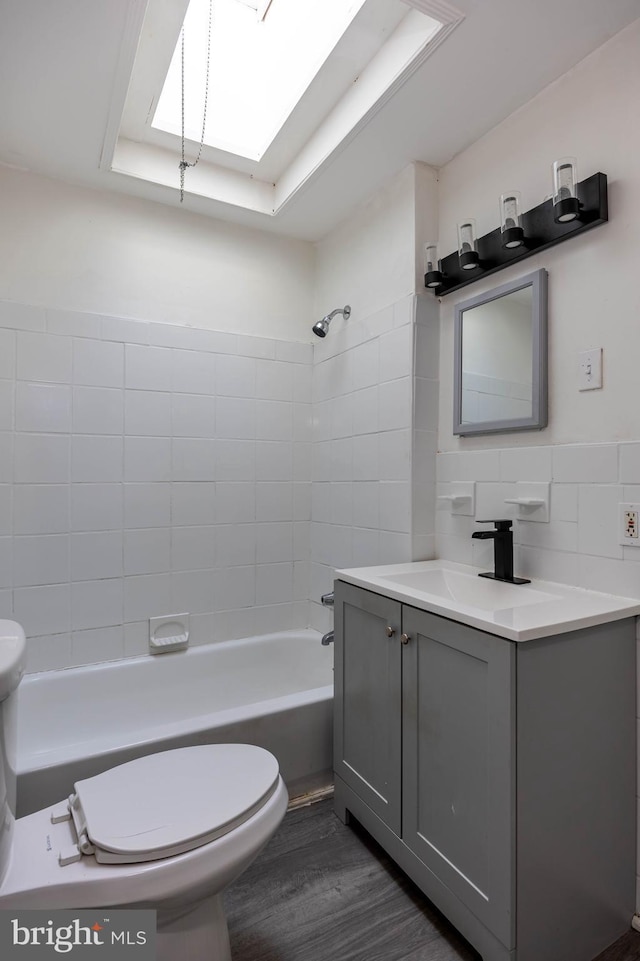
[113,0,462,225]
[152,0,368,162]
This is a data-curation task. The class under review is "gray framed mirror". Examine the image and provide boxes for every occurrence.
[453,268,548,436]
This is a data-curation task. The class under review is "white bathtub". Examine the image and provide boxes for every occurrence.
[16,629,333,817]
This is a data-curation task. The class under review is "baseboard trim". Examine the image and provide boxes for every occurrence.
[288,783,334,811]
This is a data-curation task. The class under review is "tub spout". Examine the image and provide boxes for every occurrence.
[321,630,334,646]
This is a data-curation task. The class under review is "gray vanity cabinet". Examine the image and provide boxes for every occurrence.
[401,606,514,949]
[333,584,402,834]
[333,579,636,961]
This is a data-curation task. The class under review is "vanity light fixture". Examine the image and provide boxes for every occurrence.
[457,220,480,270]
[552,157,581,223]
[428,170,608,297]
[424,243,443,288]
[500,191,525,248]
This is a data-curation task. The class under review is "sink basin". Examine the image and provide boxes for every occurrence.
[380,568,559,612]
[335,559,640,642]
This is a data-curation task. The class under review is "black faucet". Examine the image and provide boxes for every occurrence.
[471,520,530,584]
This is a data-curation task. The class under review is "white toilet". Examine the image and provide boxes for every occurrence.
[0,620,288,961]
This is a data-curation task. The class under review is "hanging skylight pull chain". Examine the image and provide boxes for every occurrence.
[180,0,213,202]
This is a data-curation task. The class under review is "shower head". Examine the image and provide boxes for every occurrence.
[312,317,330,338]
[312,305,351,338]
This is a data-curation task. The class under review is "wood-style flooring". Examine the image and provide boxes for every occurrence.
[225,798,640,961]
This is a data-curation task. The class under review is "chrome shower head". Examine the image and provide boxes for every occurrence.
[312,305,351,338]
[312,316,330,338]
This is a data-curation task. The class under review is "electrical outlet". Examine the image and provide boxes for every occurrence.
[619,503,640,546]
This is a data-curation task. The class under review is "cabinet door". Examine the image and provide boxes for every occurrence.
[334,581,402,834]
[402,606,515,949]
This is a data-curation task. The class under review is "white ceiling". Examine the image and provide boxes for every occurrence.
[1,0,638,242]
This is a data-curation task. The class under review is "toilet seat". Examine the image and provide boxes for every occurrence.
[51,744,280,867]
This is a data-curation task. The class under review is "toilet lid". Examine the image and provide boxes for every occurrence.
[69,744,280,864]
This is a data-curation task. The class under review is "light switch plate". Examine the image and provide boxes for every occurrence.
[578,347,603,390]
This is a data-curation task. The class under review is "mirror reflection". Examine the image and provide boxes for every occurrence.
[460,287,533,424]
[453,268,547,436]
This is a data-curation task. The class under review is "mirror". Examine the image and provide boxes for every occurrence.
[453,268,547,436]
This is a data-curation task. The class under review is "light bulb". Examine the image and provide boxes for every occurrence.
[500,192,524,249]
[424,243,443,289]
[552,157,580,223]
[457,220,480,270]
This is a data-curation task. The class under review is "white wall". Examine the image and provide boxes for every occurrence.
[0,159,440,665]
[0,301,312,673]
[437,17,640,450]
[314,164,418,324]
[311,164,440,632]
[433,18,640,579]
[0,159,440,676]
[0,162,318,672]
[429,18,640,908]
[309,293,417,634]
[0,166,314,341]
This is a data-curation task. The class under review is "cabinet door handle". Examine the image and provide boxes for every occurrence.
[385,626,395,637]
[400,633,411,645]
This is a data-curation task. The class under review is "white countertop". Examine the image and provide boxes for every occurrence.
[335,559,640,642]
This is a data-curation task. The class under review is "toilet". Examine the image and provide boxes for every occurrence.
[0,620,288,961]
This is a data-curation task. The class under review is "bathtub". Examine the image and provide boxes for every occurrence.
[16,629,333,817]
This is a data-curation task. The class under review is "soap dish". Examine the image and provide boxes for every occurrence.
[149,613,190,654]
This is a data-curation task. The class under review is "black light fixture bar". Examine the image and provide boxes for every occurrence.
[430,172,608,297]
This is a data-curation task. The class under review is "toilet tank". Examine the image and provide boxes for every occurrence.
[0,621,26,886]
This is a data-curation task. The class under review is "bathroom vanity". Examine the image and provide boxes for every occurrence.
[332,560,640,961]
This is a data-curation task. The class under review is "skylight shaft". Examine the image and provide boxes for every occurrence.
[152,0,367,161]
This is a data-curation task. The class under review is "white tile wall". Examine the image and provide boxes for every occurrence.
[435,443,640,594]
[17,332,72,383]
[0,299,312,671]
[310,294,438,632]
[72,339,124,388]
